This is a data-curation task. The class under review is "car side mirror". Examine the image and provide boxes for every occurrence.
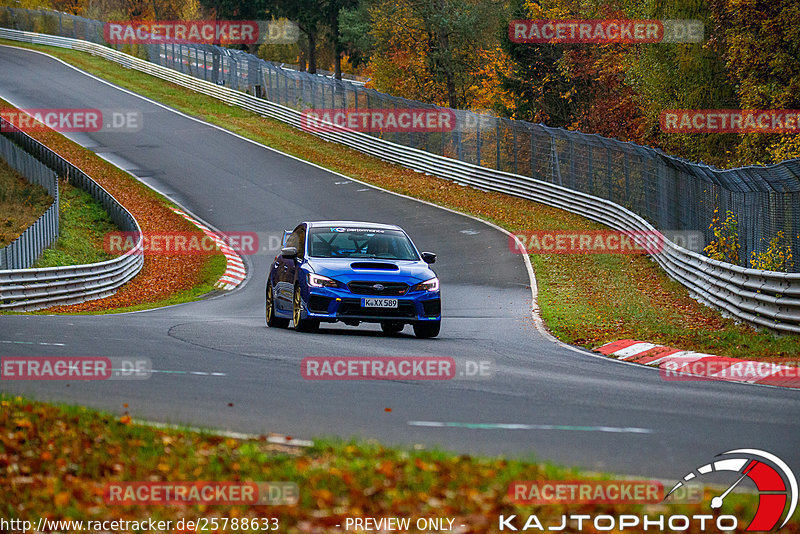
[281,246,298,259]
[421,252,436,264]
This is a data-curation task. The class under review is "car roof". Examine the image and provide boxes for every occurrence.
[305,221,403,231]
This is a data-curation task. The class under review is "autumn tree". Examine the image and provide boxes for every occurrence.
[708,0,800,164]
[499,0,581,126]
[625,0,738,165]
[338,0,373,69]
[264,0,326,73]
[198,0,266,51]
[51,0,86,15]
[323,0,359,78]
[367,0,502,109]
[176,0,203,19]
[197,0,265,19]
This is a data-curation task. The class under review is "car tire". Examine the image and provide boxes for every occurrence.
[293,284,319,333]
[380,321,404,335]
[266,283,290,328]
[413,321,440,338]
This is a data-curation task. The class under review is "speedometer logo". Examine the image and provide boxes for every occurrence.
[665,449,797,531]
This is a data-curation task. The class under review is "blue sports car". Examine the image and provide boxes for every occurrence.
[266,221,441,338]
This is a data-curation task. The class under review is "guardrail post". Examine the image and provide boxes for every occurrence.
[623,151,630,204]
[455,114,463,162]
[550,137,562,186]
[511,124,517,175]
[211,47,220,85]
[476,117,481,166]
[569,139,575,190]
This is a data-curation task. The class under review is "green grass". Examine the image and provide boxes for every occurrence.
[2,39,798,359]
[0,156,52,247]
[2,393,784,534]
[32,178,117,268]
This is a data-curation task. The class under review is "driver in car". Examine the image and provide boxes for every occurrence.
[365,234,394,257]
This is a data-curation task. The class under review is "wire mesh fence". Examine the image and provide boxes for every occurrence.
[2,6,798,271]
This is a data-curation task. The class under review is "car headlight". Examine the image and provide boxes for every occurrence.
[308,273,339,288]
[412,277,439,292]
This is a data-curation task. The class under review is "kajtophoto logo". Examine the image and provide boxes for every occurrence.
[498,449,796,531]
[665,449,797,532]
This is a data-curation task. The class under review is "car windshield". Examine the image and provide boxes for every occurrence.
[309,227,419,260]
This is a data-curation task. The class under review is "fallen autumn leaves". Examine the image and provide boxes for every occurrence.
[1,395,780,534]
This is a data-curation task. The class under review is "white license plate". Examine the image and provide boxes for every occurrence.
[361,298,398,308]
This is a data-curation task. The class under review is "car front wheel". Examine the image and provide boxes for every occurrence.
[266,283,290,328]
[293,285,319,332]
[413,321,440,338]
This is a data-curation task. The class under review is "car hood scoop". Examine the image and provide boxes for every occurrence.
[349,262,400,270]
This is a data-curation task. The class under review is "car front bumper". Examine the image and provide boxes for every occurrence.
[303,287,441,323]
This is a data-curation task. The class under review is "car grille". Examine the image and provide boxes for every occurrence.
[347,281,409,296]
[338,299,416,318]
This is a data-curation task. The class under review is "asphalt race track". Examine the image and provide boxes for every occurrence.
[1,45,798,479]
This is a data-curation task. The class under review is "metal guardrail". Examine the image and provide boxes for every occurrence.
[0,134,59,269]
[0,28,797,332]
[0,116,143,311]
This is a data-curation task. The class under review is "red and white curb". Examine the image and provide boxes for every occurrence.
[595,340,800,389]
[169,207,246,290]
